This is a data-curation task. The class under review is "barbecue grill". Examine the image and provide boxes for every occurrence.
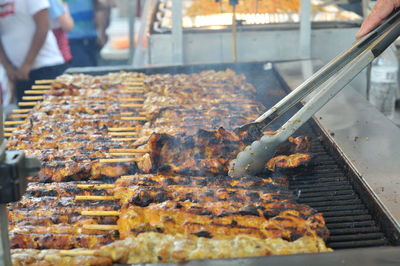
[66,59,400,264]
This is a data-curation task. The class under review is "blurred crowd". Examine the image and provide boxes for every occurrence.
[0,0,116,105]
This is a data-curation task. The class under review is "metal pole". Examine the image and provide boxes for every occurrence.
[299,0,311,59]
[128,0,137,65]
[0,205,11,266]
[172,0,183,64]
[0,95,10,266]
[232,4,238,62]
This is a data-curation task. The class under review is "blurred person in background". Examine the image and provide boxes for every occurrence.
[0,0,65,103]
[66,0,115,67]
[49,0,74,63]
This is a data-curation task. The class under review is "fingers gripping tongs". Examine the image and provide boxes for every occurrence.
[229,10,400,178]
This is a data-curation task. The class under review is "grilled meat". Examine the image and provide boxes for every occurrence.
[96,232,331,264]
[6,70,330,262]
[139,128,311,176]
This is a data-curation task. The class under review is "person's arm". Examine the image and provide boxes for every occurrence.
[17,8,50,80]
[356,0,400,38]
[57,3,74,32]
[0,41,17,82]
[93,0,115,47]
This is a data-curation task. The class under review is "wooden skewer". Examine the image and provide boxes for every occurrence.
[118,97,145,102]
[81,210,120,216]
[8,114,27,119]
[18,102,38,107]
[121,175,136,178]
[109,148,150,153]
[75,195,116,201]
[120,103,144,108]
[35,79,53,84]
[83,224,119,231]
[4,128,15,132]
[4,121,24,125]
[12,109,31,113]
[24,90,48,94]
[99,158,139,163]
[59,250,96,257]
[108,127,136,132]
[22,96,43,101]
[4,133,12,137]
[32,85,51,89]
[76,184,115,189]
[120,116,147,121]
[111,137,139,141]
[120,112,133,116]
[108,132,137,136]
[119,90,143,94]
[106,152,141,156]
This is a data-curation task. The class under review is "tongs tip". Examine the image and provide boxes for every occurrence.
[234,122,264,139]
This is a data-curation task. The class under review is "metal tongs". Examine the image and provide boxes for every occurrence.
[229,10,400,178]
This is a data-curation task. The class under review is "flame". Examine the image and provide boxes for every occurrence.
[266,153,311,171]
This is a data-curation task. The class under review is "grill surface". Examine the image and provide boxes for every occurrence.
[292,125,389,249]
[68,61,398,251]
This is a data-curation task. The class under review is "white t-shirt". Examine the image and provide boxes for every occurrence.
[0,0,64,69]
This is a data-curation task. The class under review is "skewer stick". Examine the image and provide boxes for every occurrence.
[118,97,145,102]
[106,152,142,156]
[120,112,133,116]
[119,89,143,94]
[120,103,144,108]
[109,148,150,153]
[24,90,48,94]
[76,184,115,189]
[35,79,53,84]
[121,175,136,178]
[108,132,137,136]
[18,102,38,107]
[108,127,136,132]
[4,128,15,132]
[8,114,28,119]
[12,109,31,113]
[4,121,24,125]
[99,158,139,163]
[83,224,119,231]
[32,85,51,89]
[75,195,116,201]
[120,116,147,121]
[111,137,138,141]
[59,250,96,257]
[22,96,43,101]
[81,211,120,216]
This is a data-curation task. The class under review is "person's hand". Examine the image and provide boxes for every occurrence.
[97,31,108,47]
[4,64,17,82]
[356,0,400,39]
[16,63,32,81]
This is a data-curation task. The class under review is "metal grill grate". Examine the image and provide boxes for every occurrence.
[290,126,389,249]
